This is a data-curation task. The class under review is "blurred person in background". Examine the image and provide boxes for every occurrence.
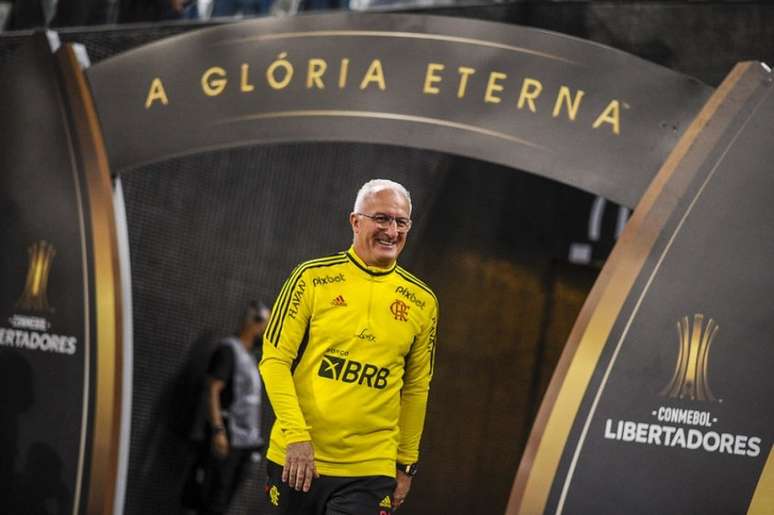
[183,300,270,515]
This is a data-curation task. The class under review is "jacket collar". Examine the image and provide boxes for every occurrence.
[346,246,397,277]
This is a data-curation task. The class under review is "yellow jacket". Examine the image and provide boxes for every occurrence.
[260,248,438,477]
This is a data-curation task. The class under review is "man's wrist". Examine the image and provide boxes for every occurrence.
[211,424,226,434]
[397,462,418,477]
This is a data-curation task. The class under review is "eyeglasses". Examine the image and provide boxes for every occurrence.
[356,212,412,233]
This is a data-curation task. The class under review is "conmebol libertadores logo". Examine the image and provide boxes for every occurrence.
[602,314,763,458]
[1,241,78,356]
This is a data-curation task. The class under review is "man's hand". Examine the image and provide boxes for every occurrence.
[212,431,229,458]
[392,470,412,510]
[283,441,319,492]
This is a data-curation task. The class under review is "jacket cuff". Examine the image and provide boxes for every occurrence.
[284,431,312,445]
[397,451,419,464]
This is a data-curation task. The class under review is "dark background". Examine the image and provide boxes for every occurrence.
[1,3,773,515]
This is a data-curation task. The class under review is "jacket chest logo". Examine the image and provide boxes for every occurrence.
[355,328,376,342]
[390,299,410,322]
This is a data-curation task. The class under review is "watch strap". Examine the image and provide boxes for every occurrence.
[397,462,418,477]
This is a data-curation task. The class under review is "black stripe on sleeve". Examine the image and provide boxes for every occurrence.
[270,256,348,346]
[395,268,439,305]
[266,254,346,345]
[291,322,311,375]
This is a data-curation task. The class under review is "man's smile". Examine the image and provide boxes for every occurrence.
[375,236,397,248]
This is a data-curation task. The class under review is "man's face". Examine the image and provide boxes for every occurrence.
[350,188,411,268]
[249,309,270,347]
[254,308,270,337]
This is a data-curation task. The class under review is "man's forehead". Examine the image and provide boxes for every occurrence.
[362,189,410,211]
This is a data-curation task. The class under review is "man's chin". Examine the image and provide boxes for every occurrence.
[372,249,398,267]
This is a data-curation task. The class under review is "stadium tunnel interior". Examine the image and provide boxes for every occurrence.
[120,142,615,515]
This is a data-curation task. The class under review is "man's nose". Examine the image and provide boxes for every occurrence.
[383,221,399,238]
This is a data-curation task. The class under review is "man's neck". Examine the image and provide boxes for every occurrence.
[351,246,395,270]
[239,332,254,351]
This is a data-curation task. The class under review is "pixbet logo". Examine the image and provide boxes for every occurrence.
[318,354,389,389]
[395,286,426,309]
[313,273,346,286]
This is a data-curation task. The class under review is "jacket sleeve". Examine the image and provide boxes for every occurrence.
[259,265,313,444]
[397,298,438,465]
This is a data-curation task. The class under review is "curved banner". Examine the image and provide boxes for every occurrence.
[0,36,122,515]
[86,13,712,208]
[0,35,90,515]
[508,62,774,514]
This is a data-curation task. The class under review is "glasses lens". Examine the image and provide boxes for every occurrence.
[362,213,411,232]
[372,214,391,225]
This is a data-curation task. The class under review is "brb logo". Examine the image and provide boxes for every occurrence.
[318,354,389,389]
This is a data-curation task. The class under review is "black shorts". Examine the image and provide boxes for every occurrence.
[265,460,396,515]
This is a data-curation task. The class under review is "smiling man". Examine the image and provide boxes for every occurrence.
[260,179,439,514]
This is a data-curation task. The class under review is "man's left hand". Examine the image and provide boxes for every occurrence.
[392,470,412,510]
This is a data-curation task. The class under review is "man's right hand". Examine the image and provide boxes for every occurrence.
[283,441,319,492]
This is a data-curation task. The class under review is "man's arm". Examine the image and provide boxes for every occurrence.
[397,300,438,463]
[206,345,234,457]
[259,265,318,492]
[394,299,438,509]
[207,377,229,457]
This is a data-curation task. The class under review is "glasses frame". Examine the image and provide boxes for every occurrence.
[356,212,412,233]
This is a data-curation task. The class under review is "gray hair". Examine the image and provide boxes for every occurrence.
[353,179,412,215]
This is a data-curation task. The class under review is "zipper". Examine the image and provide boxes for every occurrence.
[367,277,374,328]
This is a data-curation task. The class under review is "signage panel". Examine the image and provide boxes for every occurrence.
[87,13,712,208]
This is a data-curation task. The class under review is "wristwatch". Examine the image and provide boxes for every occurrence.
[397,462,418,477]
[212,424,226,434]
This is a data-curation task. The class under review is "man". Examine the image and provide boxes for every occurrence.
[260,179,438,514]
[187,300,270,515]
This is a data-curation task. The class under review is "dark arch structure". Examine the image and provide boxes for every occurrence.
[87,14,711,209]
[1,13,772,515]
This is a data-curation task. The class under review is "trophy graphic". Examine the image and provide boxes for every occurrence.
[660,314,718,401]
[16,240,56,313]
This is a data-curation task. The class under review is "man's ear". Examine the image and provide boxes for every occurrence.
[349,212,360,233]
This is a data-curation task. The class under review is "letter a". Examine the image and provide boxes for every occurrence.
[592,100,621,135]
[145,78,169,109]
[360,60,386,91]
